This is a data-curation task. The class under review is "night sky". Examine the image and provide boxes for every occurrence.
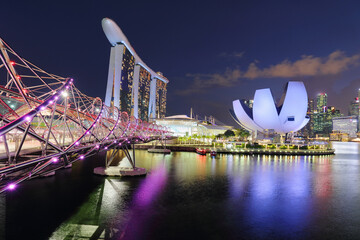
[1,0,360,125]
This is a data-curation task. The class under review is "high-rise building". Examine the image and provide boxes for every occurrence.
[316,93,327,113]
[300,98,315,137]
[348,97,359,116]
[120,46,135,115]
[102,18,169,121]
[358,89,360,116]
[308,98,315,113]
[242,99,254,109]
[313,105,341,136]
[137,66,151,121]
[156,72,168,119]
[347,89,360,131]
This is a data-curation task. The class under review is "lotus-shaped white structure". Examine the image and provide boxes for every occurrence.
[231,81,309,135]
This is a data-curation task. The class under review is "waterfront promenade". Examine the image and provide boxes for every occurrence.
[136,143,335,155]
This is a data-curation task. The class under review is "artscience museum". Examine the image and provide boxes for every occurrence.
[231,81,310,135]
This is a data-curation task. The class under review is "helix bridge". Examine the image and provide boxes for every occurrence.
[0,38,171,193]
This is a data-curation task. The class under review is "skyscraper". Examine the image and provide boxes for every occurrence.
[242,99,254,109]
[358,88,360,117]
[102,18,169,121]
[155,72,168,119]
[119,46,135,115]
[308,98,315,113]
[348,97,359,116]
[347,89,360,131]
[316,93,327,113]
[301,98,315,137]
[137,66,151,121]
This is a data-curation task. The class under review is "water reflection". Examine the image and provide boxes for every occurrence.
[50,156,170,239]
[50,178,129,239]
[227,155,332,239]
[119,162,169,240]
[4,143,360,239]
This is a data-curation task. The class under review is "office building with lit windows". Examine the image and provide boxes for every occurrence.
[348,98,359,116]
[332,116,358,138]
[316,93,327,113]
[120,46,135,115]
[102,18,169,121]
[156,75,167,119]
[137,66,151,121]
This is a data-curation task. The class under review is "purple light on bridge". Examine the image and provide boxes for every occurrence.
[79,155,84,160]
[52,157,59,163]
[7,183,16,190]
[104,147,108,150]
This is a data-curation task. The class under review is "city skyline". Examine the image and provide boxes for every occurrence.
[1,1,360,125]
[2,2,360,239]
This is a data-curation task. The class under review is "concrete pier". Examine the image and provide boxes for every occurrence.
[93,166,147,176]
[147,148,171,154]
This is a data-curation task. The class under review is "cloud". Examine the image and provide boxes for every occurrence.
[219,51,245,58]
[177,50,360,95]
[176,68,242,95]
[243,50,360,78]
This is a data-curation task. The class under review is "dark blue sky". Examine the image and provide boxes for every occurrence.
[1,0,360,125]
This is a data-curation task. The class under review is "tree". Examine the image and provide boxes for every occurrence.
[234,128,250,140]
[215,133,224,139]
[240,130,250,140]
[224,130,235,138]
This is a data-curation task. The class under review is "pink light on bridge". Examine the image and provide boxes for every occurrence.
[7,183,16,190]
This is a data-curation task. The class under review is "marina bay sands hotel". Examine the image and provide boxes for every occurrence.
[102,18,168,121]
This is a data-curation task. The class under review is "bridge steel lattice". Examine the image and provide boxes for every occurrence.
[0,38,171,193]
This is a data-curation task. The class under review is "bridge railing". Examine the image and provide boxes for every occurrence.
[0,38,171,193]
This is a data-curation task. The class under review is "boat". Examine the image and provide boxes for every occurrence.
[210,150,217,157]
[196,148,207,155]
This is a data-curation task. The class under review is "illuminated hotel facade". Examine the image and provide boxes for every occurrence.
[102,18,168,121]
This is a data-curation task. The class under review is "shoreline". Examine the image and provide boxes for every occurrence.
[135,144,335,156]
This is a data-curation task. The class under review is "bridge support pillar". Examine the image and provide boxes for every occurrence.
[93,144,146,177]
[148,134,171,154]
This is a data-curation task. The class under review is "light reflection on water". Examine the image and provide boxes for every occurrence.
[4,142,360,239]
